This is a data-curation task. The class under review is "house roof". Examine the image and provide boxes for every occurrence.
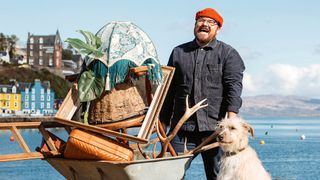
[27,30,61,46]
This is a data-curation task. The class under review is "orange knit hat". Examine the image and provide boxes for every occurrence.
[195,8,223,27]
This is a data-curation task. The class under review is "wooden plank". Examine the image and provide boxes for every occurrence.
[0,152,44,162]
[10,126,31,153]
[38,124,58,152]
[137,85,162,139]
[0,121,65,130]
[96,115,145,130]
[0,122,41,129]
[55,84,80,120]
[138,66,175,140]
[54,117,148,144]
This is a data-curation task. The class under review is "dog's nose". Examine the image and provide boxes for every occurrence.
[217,134,224,141]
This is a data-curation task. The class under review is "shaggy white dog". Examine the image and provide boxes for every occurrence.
[216,117,271,180]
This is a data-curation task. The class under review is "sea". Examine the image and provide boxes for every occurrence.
[0,117,320,180]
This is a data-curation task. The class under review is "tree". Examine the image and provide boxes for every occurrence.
[7,35,19,59]
[0,33,8,51]
[0,33,19,59]
[62,49,73,60]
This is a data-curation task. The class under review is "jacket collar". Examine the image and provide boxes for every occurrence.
[189,38,218,50]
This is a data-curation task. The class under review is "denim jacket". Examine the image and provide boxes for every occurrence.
[160,39,245,132]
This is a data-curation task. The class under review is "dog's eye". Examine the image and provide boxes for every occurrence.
[230,126,236,130]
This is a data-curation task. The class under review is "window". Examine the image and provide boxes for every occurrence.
[46,102,50,108]
[31,95,35,101]
[29,58,34,65]
[30,37,34,44]
[39,51,43,56]
[25,95,29,101]
[30,51,33,56]
[39,58,43,65]
[41,102,44,109]
[47,89,51,94]
[32,88,35,94]
[47,95,50,101]
[49,57,53,66]
[25,88,29,94]
[12,86,17,93]
[14,94,18,100]
[30,45,33,50]
[41,89,44,94]
[6,94,10,100]
[41,95,44,101]
[39,45,43,49]
[25,102,29,108]
[6,101,10,107]
[14,102,18,107]
[39,37,43,44]
[31,102,35,109]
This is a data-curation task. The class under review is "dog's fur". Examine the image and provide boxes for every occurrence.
[216,117,271,180]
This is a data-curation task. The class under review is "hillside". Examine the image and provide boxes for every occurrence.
[241,95,320,118]
[0,64,71,99]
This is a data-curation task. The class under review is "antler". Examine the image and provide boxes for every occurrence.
[156,95,208,157]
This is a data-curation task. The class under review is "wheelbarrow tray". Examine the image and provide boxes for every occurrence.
[46,154,193,180]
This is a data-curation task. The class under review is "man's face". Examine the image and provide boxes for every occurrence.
[194,17,220,46]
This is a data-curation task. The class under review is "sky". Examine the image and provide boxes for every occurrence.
[2,0,320,98]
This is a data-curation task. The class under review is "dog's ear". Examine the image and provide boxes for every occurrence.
[242,122,254,137]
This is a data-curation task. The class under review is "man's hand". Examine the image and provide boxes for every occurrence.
[226,111,237,118]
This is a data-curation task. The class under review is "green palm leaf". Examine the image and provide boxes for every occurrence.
[65,37,103,59]
[78,70,105,102]
[78,30,101,48]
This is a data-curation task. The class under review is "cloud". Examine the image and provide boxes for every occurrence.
[238,47,262,61]
[243,64,320,98]
[243,73,257,93]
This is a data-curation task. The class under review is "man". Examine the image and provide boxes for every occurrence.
[160,8,245,179]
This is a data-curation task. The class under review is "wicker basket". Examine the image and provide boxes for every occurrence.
[89,81,146,124]
[64,129,134,161]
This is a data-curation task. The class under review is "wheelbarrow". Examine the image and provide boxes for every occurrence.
[45,130,220,180]
[45,94,220,180]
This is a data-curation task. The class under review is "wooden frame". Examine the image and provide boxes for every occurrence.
[54,66,175,143]
[137,66,175,140]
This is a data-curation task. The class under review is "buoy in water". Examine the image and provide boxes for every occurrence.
[300,134,306,140]
[259,140,265,145]
[10,136,15,142]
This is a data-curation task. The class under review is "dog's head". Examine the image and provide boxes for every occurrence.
[216,117,254,152]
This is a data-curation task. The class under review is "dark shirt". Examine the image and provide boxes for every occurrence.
[160,39,245,132]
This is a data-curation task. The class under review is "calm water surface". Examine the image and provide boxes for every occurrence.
[1,117,319,180]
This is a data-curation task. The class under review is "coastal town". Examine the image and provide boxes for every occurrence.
[0,31,82,117]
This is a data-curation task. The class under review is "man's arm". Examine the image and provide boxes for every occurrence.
[223,48,245,116]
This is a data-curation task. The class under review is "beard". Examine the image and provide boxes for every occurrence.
[194,26,216,46]
[195,32,212,44]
